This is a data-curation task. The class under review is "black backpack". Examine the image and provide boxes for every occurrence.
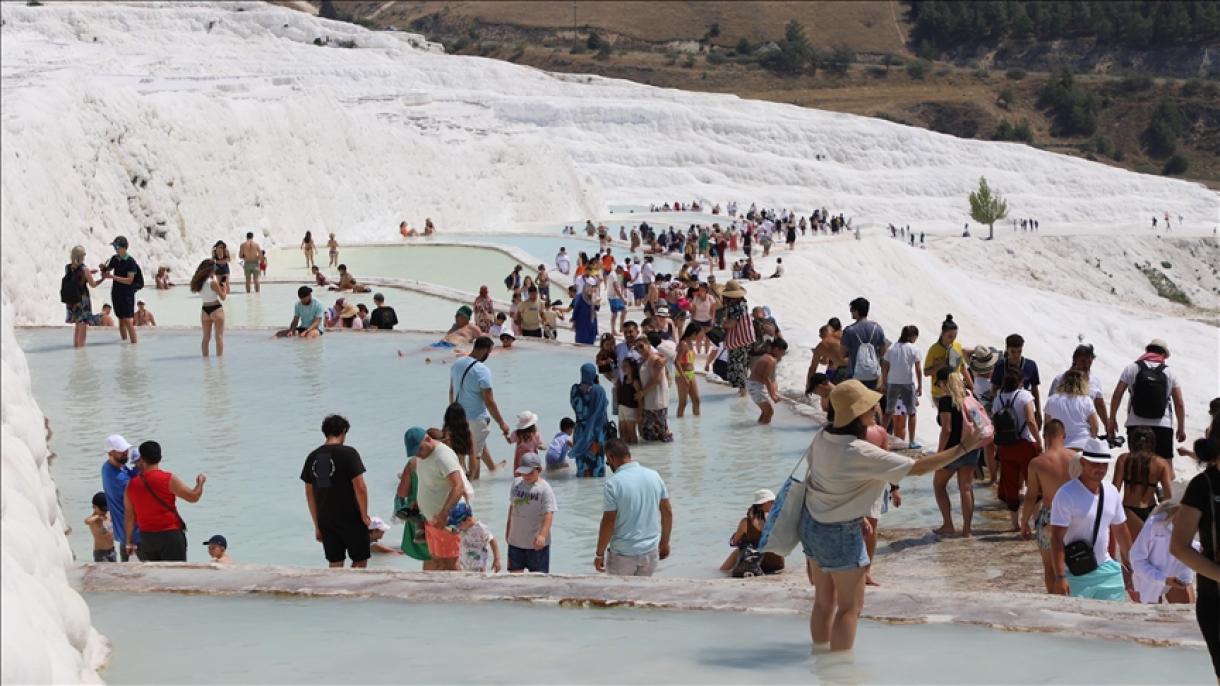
[1130,361,1169,419]
[60,265,83,305]
[131,261,145,291]
[992,392,1025,445]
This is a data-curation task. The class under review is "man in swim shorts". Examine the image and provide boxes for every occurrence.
[1020,419,1075,594]
[281,286,324,338]
[746,338,787,424]
[239,231,262,294]
[437,306,482,347]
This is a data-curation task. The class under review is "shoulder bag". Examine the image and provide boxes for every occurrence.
[1063,486,1104,576]
[137,473,187,532]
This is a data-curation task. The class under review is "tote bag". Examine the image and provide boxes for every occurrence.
[760,444,813,556]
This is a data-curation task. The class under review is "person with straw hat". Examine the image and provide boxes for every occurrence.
[801,380,983,652]
[968,345,1000,484]
[719,488,784,576]
[719,279,752,395]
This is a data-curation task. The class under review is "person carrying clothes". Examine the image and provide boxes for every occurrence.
[571,363,610,477]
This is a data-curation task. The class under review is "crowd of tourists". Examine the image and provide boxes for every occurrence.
[62,209,1217,673]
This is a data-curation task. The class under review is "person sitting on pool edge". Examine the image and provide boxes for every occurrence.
[277,286,324,338]
[329,264,371,293]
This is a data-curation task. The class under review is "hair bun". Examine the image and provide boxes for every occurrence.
[945,314,954,321]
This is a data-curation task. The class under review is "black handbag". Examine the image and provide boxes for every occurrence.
[1064,486,1105,577]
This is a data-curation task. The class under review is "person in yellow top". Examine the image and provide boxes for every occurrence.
[923,315,973,400]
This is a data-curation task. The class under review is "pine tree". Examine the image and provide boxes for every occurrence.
[969,177,1008,240]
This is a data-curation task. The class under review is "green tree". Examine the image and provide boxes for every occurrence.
[736,38,753,55]
[761,21,816,76]
[319,0,339,20]
[969,177,1008,240]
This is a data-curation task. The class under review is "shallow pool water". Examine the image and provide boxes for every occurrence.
[86,593,1212,684]
[24,328,957,576]
[441,234,684,273]
[272,244,525,292]
[120,283,463,330]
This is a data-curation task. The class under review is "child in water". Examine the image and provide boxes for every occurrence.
[204,534,232,563]
[449,502,500,573]
[259,250,268,277]
[369,517,402,555]
[85,492,116,562]
[510,411,542,472]
[545,417,575,470]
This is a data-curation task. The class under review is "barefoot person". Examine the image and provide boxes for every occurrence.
[301,415,371,569]
[746,338,787,424]
[802,380,982,652]
[403,427,465,571]
[279,286,324,339]
[190,259,226,357]
[123,440,206,562]
[100,235,142,345]
[931,369,980,538]
[674,323,701,418]
[62,245,104,348]
[85,492,116,563]
[239,231,262,293]
[1020,419,1075,593]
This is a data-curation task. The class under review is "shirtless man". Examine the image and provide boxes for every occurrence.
[809,319,849,384]
[98,304,115,327]
[330,265,371,293]
[746,339,787,424]
[239,232,262,293]
[133,301,156,327]
[440,306,483,347]
[1019,419,1075,594]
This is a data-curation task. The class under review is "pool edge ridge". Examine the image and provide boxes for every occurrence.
[71,563,1202,649]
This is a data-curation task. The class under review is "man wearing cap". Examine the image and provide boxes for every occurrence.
[1108,339,1186,467]
[595,439,672,577]
[99,236,141,345]
[282,286,324,338]
[440,306,482,346]
[203,535,232,563]
[1049,438,1135,601]
[1050,344,1108,431]
[404,427,465,571]
[518,286,545,338]
[505,453,557,573]
[301,415,370,568]
[368,293,398,330]
[101,435,140,561]
[239,231,262,294]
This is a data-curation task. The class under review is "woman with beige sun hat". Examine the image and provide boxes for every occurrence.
[801,380,983,653]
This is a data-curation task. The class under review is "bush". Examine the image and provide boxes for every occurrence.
[706,50,728,65]
[1162,154,1189,175]
[570,42,588,55]
[1037,67,1099,137]
[882,52,904,68]
[993,119,1034,143]
[1181,78,1205,97]
[906,59,928,80]
[1143,101,1185,158]
[998,86,1015,106]
[823,45,855,75]
[1006,68,1026,81]
[706,23,721,39]
[1114,74,1154,94]
[586,32,603,51]
[445,36,469,54]
[867,66,888,78]
[683,55,696,69]
[595,42,612,60]
[736,38,753,55]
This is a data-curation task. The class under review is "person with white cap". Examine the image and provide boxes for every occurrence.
[510,410,542,473]
[1048,437,1135,601]
[801,380,983,652]
[101,434,140,561]
[1108,338,1187,474]
[365,517,401,555]
[505,453,556,573]
[719,488,784,576]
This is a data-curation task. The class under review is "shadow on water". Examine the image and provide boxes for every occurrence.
[696,642,811,670]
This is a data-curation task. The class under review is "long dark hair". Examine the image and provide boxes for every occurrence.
[899,325,919,344]
[826,416,867,439]
[304,231,313,244]
[189,259,215,293]
[1122,427,1156,485]
[442,402,473,457]
[212,241,229,260]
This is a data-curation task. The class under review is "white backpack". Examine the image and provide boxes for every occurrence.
[853,330,881,381]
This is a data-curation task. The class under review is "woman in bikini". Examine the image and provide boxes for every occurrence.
[1113,426,1173,540]
[674,323,701,418]
[190,259,226,357]
[301,231,316,269]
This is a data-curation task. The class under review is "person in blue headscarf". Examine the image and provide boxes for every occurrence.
[572,280,599,345]
[570,363,610,477]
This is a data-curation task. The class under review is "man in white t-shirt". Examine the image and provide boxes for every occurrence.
[1106,339,1185,465]
[555,248,571,276]
[629,260,644,304]
[1049,438,1134,601]
[1049,344,1107,432]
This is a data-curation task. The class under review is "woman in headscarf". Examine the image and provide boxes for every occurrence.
[570,363,609,477]
[572,276,599,345]
[473,285,496,333]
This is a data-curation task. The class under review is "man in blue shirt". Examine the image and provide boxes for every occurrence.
[842,297,889,389]
[449,336,511,479]
[101,434,140,561]
[283,286,324,338]
[595,439,672,577]
[990,333,1042,426]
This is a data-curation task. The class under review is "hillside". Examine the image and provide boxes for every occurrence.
[288,0,1220,188]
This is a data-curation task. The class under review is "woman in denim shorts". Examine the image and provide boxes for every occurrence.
[802,380,982,652]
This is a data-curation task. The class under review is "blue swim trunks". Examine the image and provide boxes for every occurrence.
[431,340,456,349]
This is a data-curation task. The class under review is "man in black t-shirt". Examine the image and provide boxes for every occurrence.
[300,414,371,567]
[1177,438,1219,677]
[101,236,141,345]
[368,293,398,330]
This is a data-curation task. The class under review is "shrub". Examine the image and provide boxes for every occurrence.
[736,38,753,55]
[1143,101,1185,158]
[824,44,855,75]
[595,42,612,60]
[1162,154,1189,175]
[570,42,588,55]
[706,23,721,39]
[1037,67,1099,137]
[882,52,904,68]
[993,119,1034,143]
[998,86,1015,106]
[906,59,928,80]
[867,66,888,78]
[1115,74,1154,94]
[586,32,603,51]
[447,36,469,54]
[1181,78,1204,97]
[683,55,696,68]
[1006,68,1026,80]
[761,20,816,76]
[706,50,728,65]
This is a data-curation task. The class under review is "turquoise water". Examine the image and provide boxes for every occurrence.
[441,234,684,273]
[86,593,1212,684]
[24,328,949,576]
[272,244,525,292]
[120,283,462,330]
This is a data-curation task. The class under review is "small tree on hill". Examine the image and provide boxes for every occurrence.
[319,0,339,20]
[969,177,1008,240]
